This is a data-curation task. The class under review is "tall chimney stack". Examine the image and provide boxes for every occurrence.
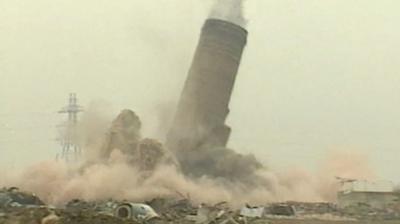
[166,18,248,154]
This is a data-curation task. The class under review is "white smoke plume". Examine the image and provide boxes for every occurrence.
[209,0,247,27]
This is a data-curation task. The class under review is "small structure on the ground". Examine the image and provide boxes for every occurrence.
[337,179,399,209]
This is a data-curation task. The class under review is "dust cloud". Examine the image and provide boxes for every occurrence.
[0,108,376,207]
[0,0,380,207]
[276,150,377,202]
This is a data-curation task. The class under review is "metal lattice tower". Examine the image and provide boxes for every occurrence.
[57,93,83,162]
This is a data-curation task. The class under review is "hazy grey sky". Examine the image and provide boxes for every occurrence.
[1,1,399,182]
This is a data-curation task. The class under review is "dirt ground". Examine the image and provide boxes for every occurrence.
[264,220,400,224]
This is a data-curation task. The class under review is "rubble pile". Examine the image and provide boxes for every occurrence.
[178,145,264,185]
[0,207,139,224]
[99,109,178,172]
[3,111,400,223]
[2,187,400,224]
[282,202,338,215]
[65,199,117,216]
[0,187,44,208]
[97,109,268,189]
[146,198,197,221]
[265,201,400,221]
[100,109,142,158]
[338,203,400,220]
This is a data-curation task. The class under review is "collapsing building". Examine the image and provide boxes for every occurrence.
[164,17,264,182]
[97,16,261,183]
[166,18,247,154]
[100,109,178,172]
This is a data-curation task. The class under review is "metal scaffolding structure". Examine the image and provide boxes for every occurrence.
[57,93,83,162]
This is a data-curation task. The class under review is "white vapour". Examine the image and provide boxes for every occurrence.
[209,0,247,27]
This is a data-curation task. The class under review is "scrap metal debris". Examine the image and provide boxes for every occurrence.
[240,205,265,218]
[65,199,118,216]
[0,187,44,209]
[265,204,296,217]
[147,197,197,221]
[2,188,400,224]
[114,203,159,221]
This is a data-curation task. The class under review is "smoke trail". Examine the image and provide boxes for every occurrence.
[209,0,247,27]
